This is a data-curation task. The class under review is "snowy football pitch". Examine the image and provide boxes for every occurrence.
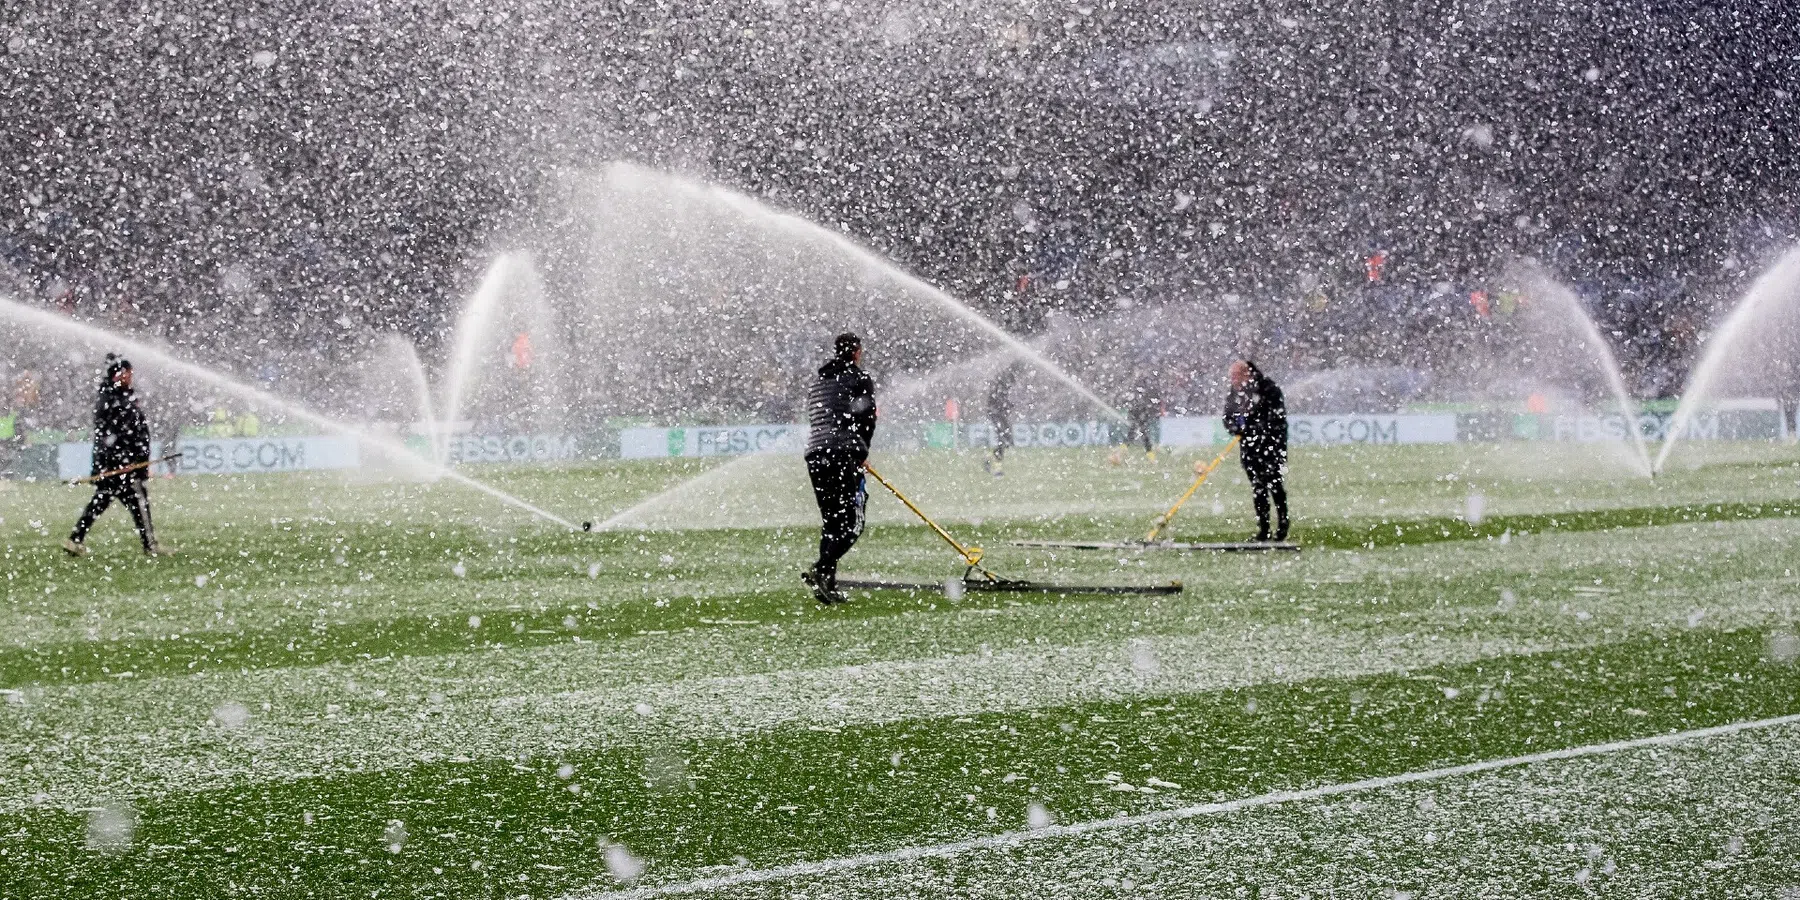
[4,443,1800,898]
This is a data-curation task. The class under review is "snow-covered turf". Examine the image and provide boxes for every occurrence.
[2,443,1799,897]
[632,718,1800,899]
[570,713,1800,899]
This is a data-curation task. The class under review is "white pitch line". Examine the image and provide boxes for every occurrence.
[566,712,1800,900]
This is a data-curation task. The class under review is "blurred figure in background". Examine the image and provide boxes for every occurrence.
[12,368,40,426]
[1111,369,1162,464]
[985,361,1022,477]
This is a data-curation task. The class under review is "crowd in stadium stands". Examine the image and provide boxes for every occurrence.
[0,190,1787,451]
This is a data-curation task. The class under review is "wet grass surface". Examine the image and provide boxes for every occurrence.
[3,443,1800,897]
[8,499,1791,687]
[1015,497,1800,550]
[4,627,1794,898]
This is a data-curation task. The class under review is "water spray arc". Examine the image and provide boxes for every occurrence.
[563,163,1135,533]
[0,296,579,531]
[601,163,1126,424]
[1509,266,1655,478]
[372,332,443,464]
[440,252,525,442]
[1654,246,1800,473]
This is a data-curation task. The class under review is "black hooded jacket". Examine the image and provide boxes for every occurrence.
[93,380,152,480]
[1223,365,1287,461]
[988,362,1022,422]
[1127,369,1162,422]
[805,357,877,461]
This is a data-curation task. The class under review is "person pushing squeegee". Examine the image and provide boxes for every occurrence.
[1009,359,1299,553]
[799,332,1177,601]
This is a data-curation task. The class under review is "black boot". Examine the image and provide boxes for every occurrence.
[801,565,825,599]
[802,566,846,605]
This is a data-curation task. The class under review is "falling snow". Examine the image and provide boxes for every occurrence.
[2,4,1799,898]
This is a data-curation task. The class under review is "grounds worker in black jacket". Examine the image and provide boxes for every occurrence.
[65,354,161,556]
[801,333,876,604]
[1222,359,1289,542]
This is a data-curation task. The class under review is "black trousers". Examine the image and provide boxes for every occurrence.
[71,477,156,551]
[1126,408,1157,452]
[1241,451,1288,540]
[805,451,866,584]
[991,415,1012,460]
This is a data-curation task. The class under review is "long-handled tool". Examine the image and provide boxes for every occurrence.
[66,453,184,486]
[845,461,1181,595]
[1006,435,1298,553]
[1145,435,1239,542]
[863,461,998,582]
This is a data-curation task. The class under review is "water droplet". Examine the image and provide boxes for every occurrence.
[603,840,644,883]
[1463,491,1486,525]
[384,819,407,854]
[1128,638,1159,675]
[1768,631,1798,664]
[86,804,136,853]
[210,701,250,730]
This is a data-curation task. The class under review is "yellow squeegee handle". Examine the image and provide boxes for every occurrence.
[863,462,997,581]
[67,453,185,485]
[1146,435,1241,542]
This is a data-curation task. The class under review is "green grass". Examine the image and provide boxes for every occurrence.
[10,491,1797,688]
[3,442,1800,897]
[4,627,1794,898]
[1022,497,1800,550]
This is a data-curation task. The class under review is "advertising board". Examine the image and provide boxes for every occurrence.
[618,425,805,459]
[1158,414,1459,447]
[57,437,359,479]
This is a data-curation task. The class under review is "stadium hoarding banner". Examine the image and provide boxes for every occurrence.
[1290,414,1459,445]
[57,437,360,479]
[618,421,1117,458]
[0,444,58,480]
[58,441,168,480]
[1518,398,1787,443]
[619,424,805,459]
[1156,416,1219,447]
[1159,414,1459,447]
[534,399,1795,462]
[963,421,1116,448]
[439,433,585,464]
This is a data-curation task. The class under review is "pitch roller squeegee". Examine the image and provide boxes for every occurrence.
[1006,436,1301,554]
[836,463,1182,597]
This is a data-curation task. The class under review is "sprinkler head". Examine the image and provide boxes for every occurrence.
[581,521,593,532]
